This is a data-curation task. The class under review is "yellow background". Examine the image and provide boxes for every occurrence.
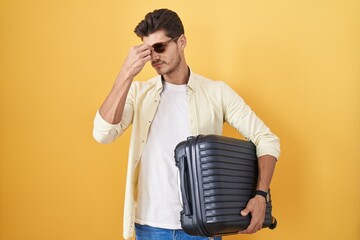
[1,0,359,240]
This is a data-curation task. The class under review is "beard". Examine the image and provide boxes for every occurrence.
[152,52,182,76]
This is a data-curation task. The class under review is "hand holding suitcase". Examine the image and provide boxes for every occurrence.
[174,135,277,237]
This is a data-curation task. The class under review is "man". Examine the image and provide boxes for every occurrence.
[93,8,280,240]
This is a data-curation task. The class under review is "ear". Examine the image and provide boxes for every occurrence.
[178,34,187,50]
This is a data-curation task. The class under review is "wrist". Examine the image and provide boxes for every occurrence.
[255,190,269,203]
[118,68,135,82]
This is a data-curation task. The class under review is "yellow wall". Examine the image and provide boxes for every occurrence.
[0,0,359,240]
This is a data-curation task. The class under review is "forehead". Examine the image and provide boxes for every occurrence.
[143,30,170,45]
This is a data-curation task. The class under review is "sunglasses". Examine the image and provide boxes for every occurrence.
[151,36,180,53]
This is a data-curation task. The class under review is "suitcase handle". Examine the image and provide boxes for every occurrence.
[179,156,192,216]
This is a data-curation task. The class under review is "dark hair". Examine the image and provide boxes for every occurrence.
[134,9,185,39]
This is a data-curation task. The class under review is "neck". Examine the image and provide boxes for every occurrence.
[162,62,190,85]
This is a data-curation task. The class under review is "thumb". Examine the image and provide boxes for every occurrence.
[241,207,250,216]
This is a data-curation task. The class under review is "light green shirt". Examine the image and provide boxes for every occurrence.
[93,71,280,239]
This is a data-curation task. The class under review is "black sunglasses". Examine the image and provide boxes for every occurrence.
[151,36,180,53]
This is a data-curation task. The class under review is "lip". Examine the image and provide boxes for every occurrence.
[152,61,164,68]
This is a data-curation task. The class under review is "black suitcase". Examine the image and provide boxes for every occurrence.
[174,134,277,237]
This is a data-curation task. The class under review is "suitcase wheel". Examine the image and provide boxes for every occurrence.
[269,217,277,230]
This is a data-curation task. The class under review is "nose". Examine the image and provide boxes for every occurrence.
[151,50,160,61]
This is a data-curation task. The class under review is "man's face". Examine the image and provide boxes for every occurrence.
[143,30,182,76]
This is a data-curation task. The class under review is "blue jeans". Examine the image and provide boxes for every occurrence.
[135,224,222,240]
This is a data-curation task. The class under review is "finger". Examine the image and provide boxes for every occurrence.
[142,54,151,64]
[136,43,151,53]
[138,49,152,59]
[128,44,149,59]
[241,208,249,216]
[248,211,265,232]
[127,47,151,67]
[240,201,254,216]
[242,219,258,234]
[239,224,261,234]
[239,209,263,234]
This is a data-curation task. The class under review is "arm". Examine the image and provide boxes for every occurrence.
[239,155,277,234]
[256,154,277,192]
[221,82,280,159]
[99,44,152,124]
[92,44,152,143]
[221,82,280,233]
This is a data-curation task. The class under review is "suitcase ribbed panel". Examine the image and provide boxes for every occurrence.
[175,135,276,237]
[203,189,254,197]
[197,137,258,227]
[201,162,255,172]
[203,182,255,190]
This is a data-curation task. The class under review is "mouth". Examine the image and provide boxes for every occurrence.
[152,61,165,68]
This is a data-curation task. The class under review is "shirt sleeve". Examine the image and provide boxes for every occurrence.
[92,82,136,144]
[221,82,280,159]
[92,111,121,144]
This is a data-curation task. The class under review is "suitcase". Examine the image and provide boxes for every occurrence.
[174,134,277,237]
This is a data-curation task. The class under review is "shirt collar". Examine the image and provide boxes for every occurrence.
[187,70,196,92]
[155,76,163,92]
[155,67,196,93]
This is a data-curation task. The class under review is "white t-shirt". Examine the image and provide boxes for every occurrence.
[135,81,190,229]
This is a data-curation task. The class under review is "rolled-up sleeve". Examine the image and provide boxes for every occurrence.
[92,111,121,144]
[222,82,280,159]
[93,83,135,144]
